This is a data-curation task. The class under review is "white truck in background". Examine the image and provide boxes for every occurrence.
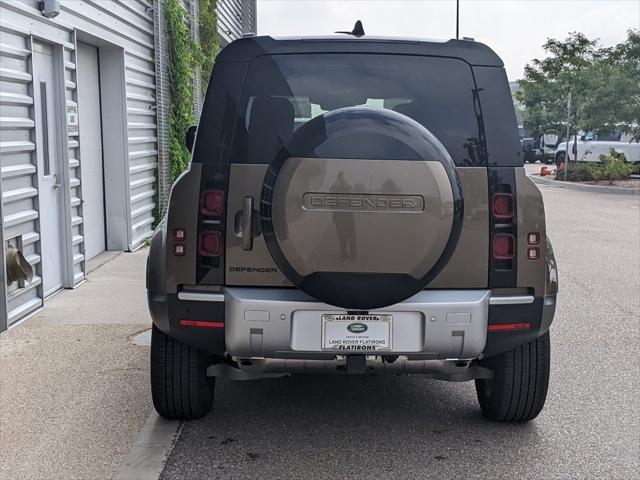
[554,130,640,165]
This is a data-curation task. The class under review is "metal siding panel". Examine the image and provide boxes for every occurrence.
[0,132,6,331]
[64,40,85,285]
[217,0,243,39]
[242,0,256,33]
[83,0,154,36]
[1,30,43,326]
[216,0,253,45]
[125,48,156,248]
[60,1,153,49]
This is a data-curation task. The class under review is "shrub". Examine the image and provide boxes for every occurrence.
[556,149,638,183]
[556,164,594,182]
[598,149,637,183]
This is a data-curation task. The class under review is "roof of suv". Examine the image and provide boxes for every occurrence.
[217,35,504,67]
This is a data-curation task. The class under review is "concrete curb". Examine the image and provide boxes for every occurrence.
[530,174,640,195]
[112,410,182,480]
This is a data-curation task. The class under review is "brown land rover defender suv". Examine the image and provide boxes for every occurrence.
[147,34,558,422]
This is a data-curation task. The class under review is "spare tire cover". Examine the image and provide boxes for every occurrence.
[261,107,463,310]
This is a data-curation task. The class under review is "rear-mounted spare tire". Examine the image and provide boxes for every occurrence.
[261,107,463,310]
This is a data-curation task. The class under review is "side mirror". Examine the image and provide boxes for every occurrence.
[185,125,197,153]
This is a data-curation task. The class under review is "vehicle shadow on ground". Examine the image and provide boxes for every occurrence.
[162,374,546,480]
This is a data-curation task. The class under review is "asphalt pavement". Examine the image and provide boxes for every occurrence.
[160,176,640,480]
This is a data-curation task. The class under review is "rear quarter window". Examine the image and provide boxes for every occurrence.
[223,54,487,167]
[473,66,522,167]
[192,62,247,165]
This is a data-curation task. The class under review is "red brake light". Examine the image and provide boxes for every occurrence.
[199,231,223,257]
[201,190,224,216]
[493,233,515,260]
[493,193,514,219]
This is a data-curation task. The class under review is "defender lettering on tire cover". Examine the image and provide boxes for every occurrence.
[260,107,463,309]
[302,193,425,212]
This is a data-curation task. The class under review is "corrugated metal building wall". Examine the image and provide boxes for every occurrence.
[0,0,255,331]
[218,0,256,46]
[0,0,157,328]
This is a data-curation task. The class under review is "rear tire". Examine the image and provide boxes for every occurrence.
[475,331,550,422]
[150,324,215,420]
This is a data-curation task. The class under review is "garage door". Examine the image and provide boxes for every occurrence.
[77,42,106,260]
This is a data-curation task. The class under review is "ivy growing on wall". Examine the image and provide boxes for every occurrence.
[198,0,218,91]
[155,0,217,224]
[163,0,218,191]
[164,0,196,181]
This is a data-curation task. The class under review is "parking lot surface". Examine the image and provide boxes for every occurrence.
[160,181,639,479]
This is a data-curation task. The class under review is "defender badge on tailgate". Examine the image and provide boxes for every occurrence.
[302,193,425,212]
[228,266,278,273]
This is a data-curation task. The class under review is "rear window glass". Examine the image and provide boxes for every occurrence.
[229,54,486,167]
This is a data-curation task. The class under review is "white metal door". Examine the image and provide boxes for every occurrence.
[33,42,64,296]
[77,43,106,260]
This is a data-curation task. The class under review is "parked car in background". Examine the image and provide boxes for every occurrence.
[519,126,542,163]
[555,130,640,165]
[540,130,562,164]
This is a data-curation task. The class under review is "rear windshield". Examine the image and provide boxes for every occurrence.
[229,54,486,167]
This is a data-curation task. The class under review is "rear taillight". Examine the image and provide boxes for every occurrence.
[199,231,223,257]
[489,175,517,286]
[196,173,228,281]
[200,189,224,217]
[493,233,515,260]
[492,193,514,219]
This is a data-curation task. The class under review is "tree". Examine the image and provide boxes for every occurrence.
[516,30,639,140]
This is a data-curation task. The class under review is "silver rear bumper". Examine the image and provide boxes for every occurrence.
[220,287,495,361]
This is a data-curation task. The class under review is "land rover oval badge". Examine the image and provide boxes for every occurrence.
[347,322,368,334]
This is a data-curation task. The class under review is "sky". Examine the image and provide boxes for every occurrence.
[256,0,640,80]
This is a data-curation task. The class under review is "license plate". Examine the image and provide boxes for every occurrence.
[322,314,392,351]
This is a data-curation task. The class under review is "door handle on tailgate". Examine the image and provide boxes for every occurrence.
[242,196,254,251]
